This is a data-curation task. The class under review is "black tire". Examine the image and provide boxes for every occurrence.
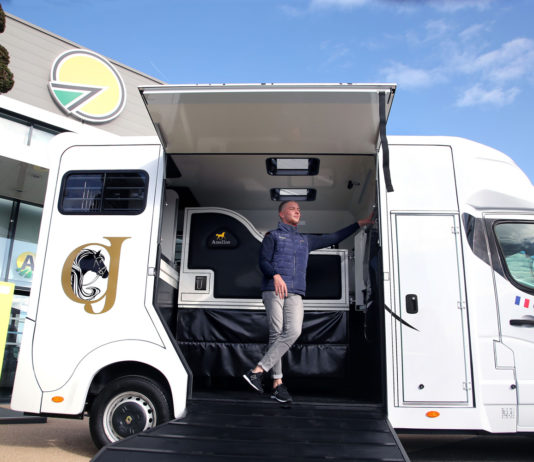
[89,375,171,448]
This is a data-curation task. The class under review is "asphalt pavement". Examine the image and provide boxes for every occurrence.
[1,404,534,461]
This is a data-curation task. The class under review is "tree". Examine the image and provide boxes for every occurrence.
[0,3,14,94]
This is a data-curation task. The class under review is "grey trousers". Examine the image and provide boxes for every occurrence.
[258,291,304,379]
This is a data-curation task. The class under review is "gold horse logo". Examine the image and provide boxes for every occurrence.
[216,232,226,240]
[61,237,129,315]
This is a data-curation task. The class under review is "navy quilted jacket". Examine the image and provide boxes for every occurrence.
[259,221,360,296]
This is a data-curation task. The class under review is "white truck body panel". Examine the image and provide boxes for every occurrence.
[381,136,533,433]
[11,134,189,419]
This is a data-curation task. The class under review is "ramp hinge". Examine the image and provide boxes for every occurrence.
[463,381,472,391]
[451,226,460,234]
[457,301,466,310]
[348,250,355,261]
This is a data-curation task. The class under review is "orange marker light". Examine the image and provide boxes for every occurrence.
[52,396,64,403]
[426,411,440,418]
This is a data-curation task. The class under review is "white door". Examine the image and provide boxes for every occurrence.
[487,214,534,429]
[392,213,471,404]
[32,143,166,392]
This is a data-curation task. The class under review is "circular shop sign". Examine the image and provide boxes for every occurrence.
[49,49,127,123]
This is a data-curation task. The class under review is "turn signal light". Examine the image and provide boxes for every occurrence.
[52,396,64,403]
[426,410,440,418]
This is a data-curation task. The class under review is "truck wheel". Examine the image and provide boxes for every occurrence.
[89,375,171,448]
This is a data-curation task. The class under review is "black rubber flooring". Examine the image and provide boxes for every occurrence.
[92,397,409,462]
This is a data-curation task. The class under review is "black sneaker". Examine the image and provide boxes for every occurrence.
[271,383,292,403]
[243,370,264,394]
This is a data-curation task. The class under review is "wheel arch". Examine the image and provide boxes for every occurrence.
[86,361,173,414]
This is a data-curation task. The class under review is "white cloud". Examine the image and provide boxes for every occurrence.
[470,38,534,83]
[382,62,441,88]
[424,19,450,40]
[279,5,304,16]
[310,0,370,8]
[319,41,352,68]
[306,0,495,13]
[456,84,520,107]
[303,0,527,108]
[458,23,486,41]
[392,19,452,46]
[327,46,350,63]
[420,0,495,12]
[383,29,534,107]
[309,0,494,11]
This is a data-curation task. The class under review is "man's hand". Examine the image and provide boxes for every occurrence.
[273,274,288,299]
[358,211,376,228]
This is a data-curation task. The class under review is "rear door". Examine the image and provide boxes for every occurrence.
[392,213,471,404]
[31,142,166,395]
[485,214,534,430]
[386,144,473,407]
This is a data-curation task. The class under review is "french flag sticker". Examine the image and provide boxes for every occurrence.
[515,296,530,308]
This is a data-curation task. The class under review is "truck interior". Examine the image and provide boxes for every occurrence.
[142,84,396,406]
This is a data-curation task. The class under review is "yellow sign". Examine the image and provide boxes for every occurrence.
[49,49,127,123]
[15,251,35,279]
[0,282,15,381]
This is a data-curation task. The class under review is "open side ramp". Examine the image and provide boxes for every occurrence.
[92,397,410,462]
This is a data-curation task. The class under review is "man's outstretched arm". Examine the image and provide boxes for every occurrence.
[307,212,375,251]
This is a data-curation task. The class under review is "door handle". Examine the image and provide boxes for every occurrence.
[510,319,534,327]
[406,294,418,314]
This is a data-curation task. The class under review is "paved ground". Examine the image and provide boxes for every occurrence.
[399,432,534,461]
[2,405,534,461]
[0,408,94,462]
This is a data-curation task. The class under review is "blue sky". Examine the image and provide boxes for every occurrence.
[4,0,534,182]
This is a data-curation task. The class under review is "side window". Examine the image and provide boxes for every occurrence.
[59,171,149,215]
[494,222,534,291]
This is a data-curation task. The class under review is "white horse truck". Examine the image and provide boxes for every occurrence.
[10,83,534,460]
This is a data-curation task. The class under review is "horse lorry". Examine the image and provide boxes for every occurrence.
[9,83,534,458]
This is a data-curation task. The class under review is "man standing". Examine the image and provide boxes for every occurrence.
[243,201,373,403]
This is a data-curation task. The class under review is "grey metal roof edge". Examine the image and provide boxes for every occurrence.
[140,82,397,93]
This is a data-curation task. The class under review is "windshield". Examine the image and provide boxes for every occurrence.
[494,222,534,290]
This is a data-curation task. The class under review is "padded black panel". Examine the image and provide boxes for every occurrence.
[188,213,263,298]
[177,309,348,378]
[187,212,343,300]
[177,309,347,344]
[155,275,178,335]
[305,254,342,299]
[179,342,347,378]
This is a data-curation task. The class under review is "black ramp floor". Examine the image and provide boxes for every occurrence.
[92,397,410,462]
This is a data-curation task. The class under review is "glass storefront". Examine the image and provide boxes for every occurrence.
[0,199,12,281]
[8,203,41,288]
[0,199,42,401]
[0,294,29,401]
[0,110,58,148]
[0,109,59,401]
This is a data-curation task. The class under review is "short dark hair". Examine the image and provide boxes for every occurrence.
[278,200,295,213]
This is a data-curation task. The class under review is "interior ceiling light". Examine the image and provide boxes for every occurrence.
[266,158,320,176]
[270,188,316,201]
